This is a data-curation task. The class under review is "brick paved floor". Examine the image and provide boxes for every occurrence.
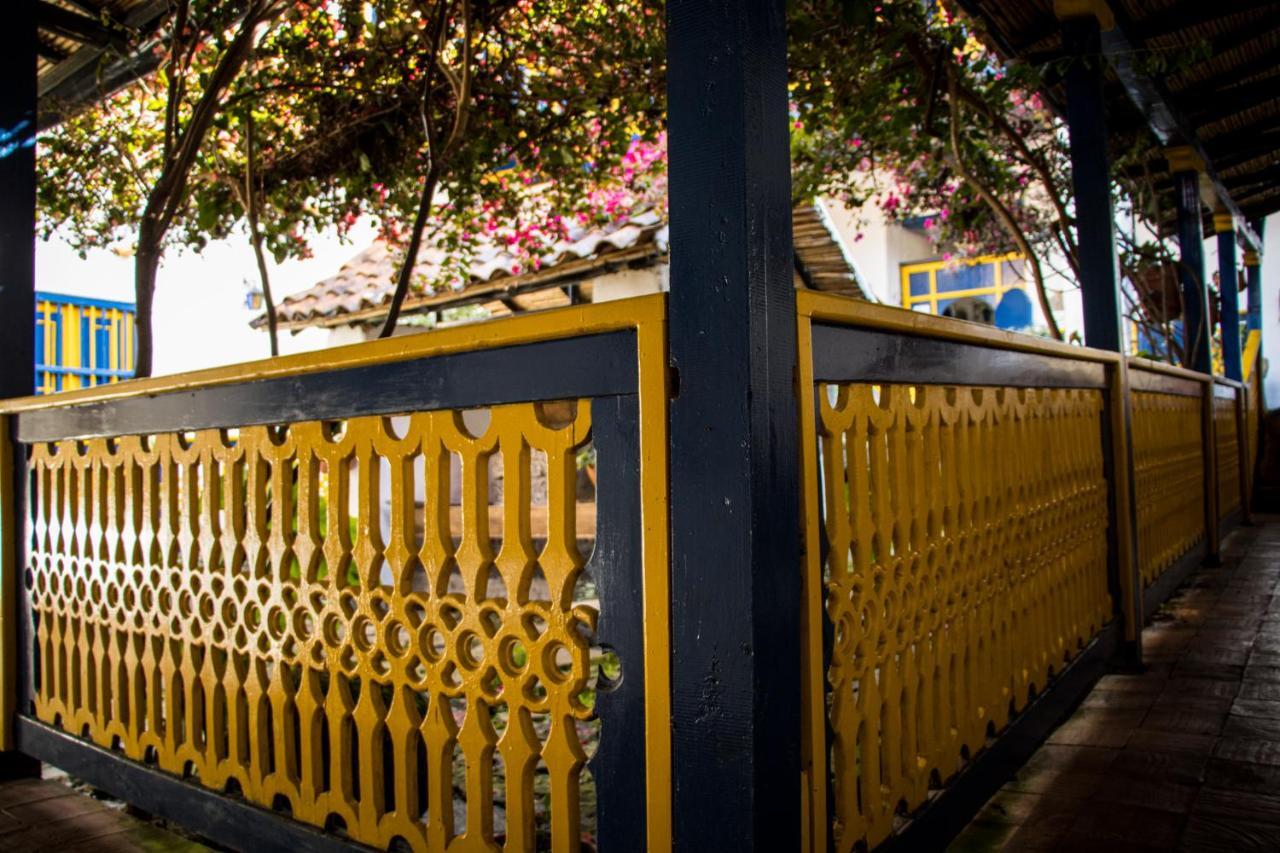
[950,518,1280,852]
[0,773,210,852]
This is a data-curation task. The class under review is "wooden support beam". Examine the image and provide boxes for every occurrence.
[36,0,168,129]
[35,1,127,52]
[35,37,67,62]
[666,0,800,848]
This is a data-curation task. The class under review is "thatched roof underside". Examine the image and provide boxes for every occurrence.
[957,0,1280,229]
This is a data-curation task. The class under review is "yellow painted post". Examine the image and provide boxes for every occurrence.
[124,312,134,374]
[794,298,826,852]
[109,308,120,383]
[87,306,97,388]
[64,303,80,392]
[1202,379,1221,564]
[1109,360,1142,651]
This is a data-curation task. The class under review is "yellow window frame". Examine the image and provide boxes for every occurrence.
[900,252,1026,314]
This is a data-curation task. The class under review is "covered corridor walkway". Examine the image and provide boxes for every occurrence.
[954,520,1280,852]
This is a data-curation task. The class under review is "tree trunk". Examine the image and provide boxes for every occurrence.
[250,230,279,356]
[128,1,280,377]
[245,112,279,356]
[378,164,442,338]
[946,69,1062,341]
[133,237,160,378]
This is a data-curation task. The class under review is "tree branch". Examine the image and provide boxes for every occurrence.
[244,109,279,356]
[946,67,1063,341]
[380,0,474,339]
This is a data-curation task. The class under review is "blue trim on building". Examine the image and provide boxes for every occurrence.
[35,290,136,312]
[34,291,136,394]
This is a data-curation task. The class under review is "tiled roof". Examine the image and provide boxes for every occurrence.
[259,202,867,330]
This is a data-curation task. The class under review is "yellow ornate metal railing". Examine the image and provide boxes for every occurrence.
[1,296,673,852]
[1128,362,1207,588]
[3,285,1267,853]
[797,292,1121,853]
[1214,382,1243,520]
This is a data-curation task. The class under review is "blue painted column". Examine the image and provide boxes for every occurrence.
[1169,148,1212,373]
[0,0,37,779]
[1059,8,1142,662]
[0,1,35,399]
[666,0,800,848]
[1216,214,1243,380]
[1062,13,1122,351]
[1246,219,1264,334]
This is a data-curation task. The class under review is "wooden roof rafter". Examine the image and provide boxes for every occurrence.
[36,0,169,130]
[1126,0,1276,44]
[956,0,1280,247]
[37,1,130,53]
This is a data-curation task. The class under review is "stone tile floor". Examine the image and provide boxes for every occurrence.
[0,770,211,852]
[951,518,1280,852]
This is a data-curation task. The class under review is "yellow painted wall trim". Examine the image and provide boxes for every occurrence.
[899,252,1024,313]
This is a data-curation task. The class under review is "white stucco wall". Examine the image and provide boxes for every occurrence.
[1253,213,1280,406]
[35,219,381,377]
[590,264,668,302]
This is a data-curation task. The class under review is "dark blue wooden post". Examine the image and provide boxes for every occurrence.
[1,0,37,779]
[1062,13,1122,351]
[1216,213,1242,381]
[1246,219,1263,334]
[666,0,801,848]
[1170,148,1211,374]
[1,1,35,400]
[1060,7,1142,662]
